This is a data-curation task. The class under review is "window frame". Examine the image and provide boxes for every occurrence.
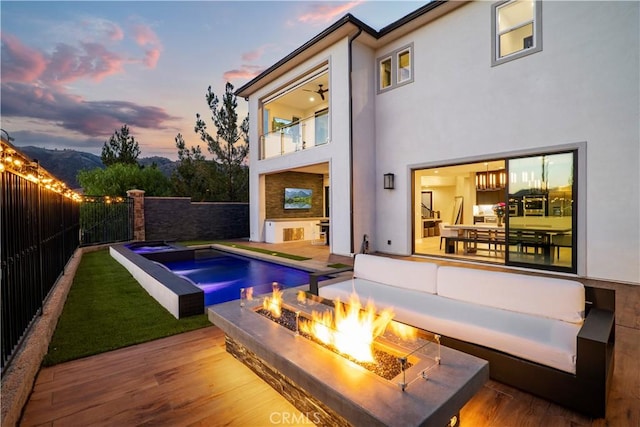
[491,0,543,66]
[377,43,414,94]
[379,56,392,90]
[396,47,412,84]
[505,150,577,274]
[411,145,581,276]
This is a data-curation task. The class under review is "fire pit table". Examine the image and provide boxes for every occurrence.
[208,288,488,427]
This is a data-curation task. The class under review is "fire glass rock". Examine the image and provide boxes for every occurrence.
[256,307,412,380]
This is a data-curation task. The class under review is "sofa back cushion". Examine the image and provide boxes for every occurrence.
[437,266,585,324]
[353,254,438,294]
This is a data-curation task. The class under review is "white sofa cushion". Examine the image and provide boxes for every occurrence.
[320,278,579,373]
[353,254,438,294]
[437,266,585,324]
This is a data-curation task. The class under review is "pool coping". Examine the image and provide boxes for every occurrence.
[110,242,346,319]
[109,243,204,318]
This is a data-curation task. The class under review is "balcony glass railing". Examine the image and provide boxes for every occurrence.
[260,112,329,160]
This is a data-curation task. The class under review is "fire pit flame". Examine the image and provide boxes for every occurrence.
[389,320,419,341]
[300,293,394,363]
[263,288,283,318]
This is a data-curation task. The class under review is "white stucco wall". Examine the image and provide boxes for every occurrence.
[248,39,355,256]
[373,1,639,283]
[351,39,377,253]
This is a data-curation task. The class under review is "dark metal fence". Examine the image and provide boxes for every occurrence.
[1,170,80,372]
[80,196,133,246]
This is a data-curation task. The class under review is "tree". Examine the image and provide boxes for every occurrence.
[194,82,249,202]
[101,124,141,166]
[171,133,220,201]
[78,163,170,197]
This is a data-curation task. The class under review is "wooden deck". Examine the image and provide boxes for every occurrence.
[19,242,640,426]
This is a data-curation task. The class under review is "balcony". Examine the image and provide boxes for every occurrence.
[260,110,328,159]
[259,69,329,160]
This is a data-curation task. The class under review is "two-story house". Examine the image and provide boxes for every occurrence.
[235,0,639,285]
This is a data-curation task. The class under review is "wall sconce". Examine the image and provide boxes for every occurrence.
[383,173,395,189]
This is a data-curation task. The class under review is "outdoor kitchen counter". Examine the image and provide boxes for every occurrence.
[264,218,328,243]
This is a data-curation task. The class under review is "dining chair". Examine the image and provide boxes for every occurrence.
[439,222,460,251]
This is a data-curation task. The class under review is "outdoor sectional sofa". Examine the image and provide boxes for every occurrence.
[309,254,615,418]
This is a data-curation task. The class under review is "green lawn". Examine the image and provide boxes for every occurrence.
[43,249,211,366]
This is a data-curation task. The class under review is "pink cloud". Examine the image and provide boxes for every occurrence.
[3,24,161,85]
[80,18,124,42]
[242,46,267,62]
[106,23,124,41]
[223,65,265,82]
[131,23,162,68]
[132,23,159,46]
[298,1,362,24]
[1,29,175,138]
[143,48,161,68]
[2,81,178,137]
[45,42,125,83]
[0,32,47,82]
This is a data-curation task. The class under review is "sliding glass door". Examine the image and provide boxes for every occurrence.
[505,152,576,272]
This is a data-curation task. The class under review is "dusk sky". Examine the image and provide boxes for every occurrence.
[1,1,425,160]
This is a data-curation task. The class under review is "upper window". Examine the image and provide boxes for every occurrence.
[492,0,542,66]
[397,49,412,83]
[377,43,414,93]
[380,57,392,89]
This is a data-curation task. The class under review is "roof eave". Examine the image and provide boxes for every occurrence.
[235,14,376,99]
[235,1,467,99]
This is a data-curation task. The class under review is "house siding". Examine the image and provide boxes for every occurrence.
[371,1,639,283]
[244,1,639,284]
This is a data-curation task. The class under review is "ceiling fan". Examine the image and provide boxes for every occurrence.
[303,84,329,100]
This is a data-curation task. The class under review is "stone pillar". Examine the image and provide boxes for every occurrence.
[127,189,145,241]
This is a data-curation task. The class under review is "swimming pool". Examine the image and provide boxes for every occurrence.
[161,252,311,306]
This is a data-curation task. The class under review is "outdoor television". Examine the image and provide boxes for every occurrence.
[284,188,312,209]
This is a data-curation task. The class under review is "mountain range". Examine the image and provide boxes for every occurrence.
[16,146,176,189]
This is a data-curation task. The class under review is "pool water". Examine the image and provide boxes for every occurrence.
[126,242,176,254]
[129,245,175,254]
[161,254,310,306]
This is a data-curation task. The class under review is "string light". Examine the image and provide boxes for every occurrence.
[1,136,82,202]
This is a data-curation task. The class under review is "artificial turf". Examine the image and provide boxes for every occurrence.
[42,249,211,366]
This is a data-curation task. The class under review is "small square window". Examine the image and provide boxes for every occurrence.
[377,43,414,93]
[492,0,542,66]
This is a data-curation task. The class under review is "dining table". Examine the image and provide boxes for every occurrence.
[444,223,572,262]
[507,225,572,263]
[443,223,505,255]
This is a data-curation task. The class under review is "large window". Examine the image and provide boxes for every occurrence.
[506,152,575,272]
[492,0,542,65]
[413,150,577,274]
[377,43,414,93]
